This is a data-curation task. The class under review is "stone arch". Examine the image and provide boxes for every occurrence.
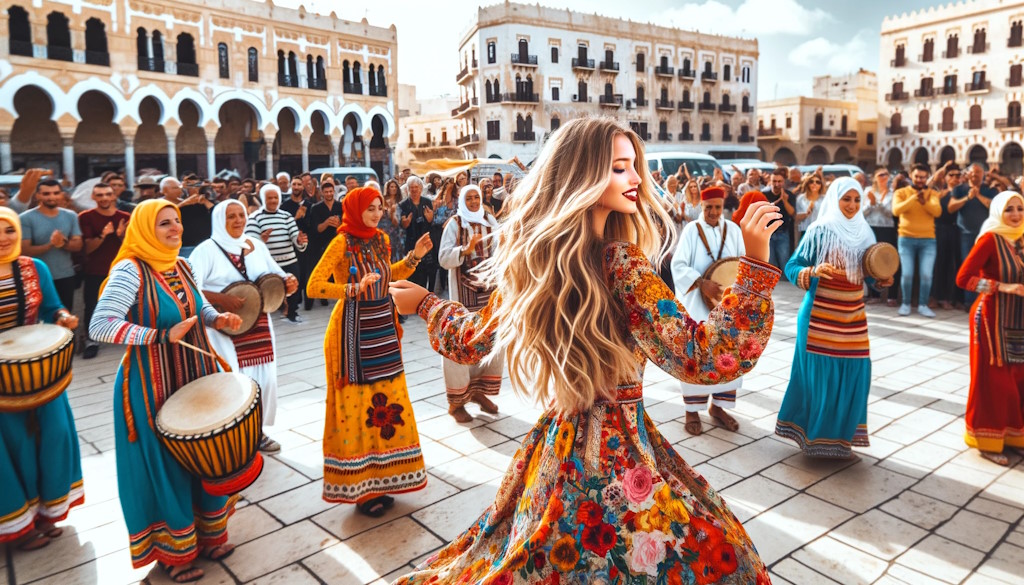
[74,90,125,179]
[167,89,212,127]
[912,146,930,167]
[268,98,305,132]
[340,110,364,165]
[135,96,169,173]
[0,73,65,121]
[10,85,62,174]
[806,145,829,165]
[885,147,903,170]
[308,110,332,170]
[210,90,267,130]
[274,107,302,175]
[833,146,852,164]
[938,145,956,165]
[772,147,797,166]
[366,105,395,138]
[1000,142,1023,177]
[125,86,172,126]
[175,100,206,176]
[65,78,126,123]
[304,102,334,135]
[215,99,265,178]
[967,144,988,168]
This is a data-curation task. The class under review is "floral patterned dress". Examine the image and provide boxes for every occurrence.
[394,241,778,585]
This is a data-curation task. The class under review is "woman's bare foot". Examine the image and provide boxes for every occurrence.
[708,404,740,432]
[35,520,62,538]
[980,451,1010,466]
[15,530,50,552]
[449,405,473,423]
[470,394,499,415]
[684,411,703,436]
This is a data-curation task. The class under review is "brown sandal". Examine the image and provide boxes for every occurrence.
[709,406,740,432]
[980,451,1010,466]
[471,394,499,415]
[160,562,204,583]
[449,405,473,423]
[16,530,50,552]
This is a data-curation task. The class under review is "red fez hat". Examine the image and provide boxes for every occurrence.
[700,186,726,201]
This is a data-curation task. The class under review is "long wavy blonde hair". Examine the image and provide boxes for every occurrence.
[477,117,674,413]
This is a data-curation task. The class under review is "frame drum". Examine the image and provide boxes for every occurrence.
[863,243,900,281]
[0,324,74,412]
[701,257,741,310]
[156,372,264,496]
[221,281,262,336]
[256,274,286,313]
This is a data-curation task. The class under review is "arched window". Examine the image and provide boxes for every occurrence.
[660,55,669,69]
[741,94,750,112]
[376,65,386,94]
[136,27,149,69]
[660,86,668,101]
[177,33,197,76]
[151,30,163,66]
[723,64,731,81]
[636,85,645,104]
[890,113,902,130]
[8,6,32,57]
[841,114,848,133]
[1012,21,1024,47]
[218,43,230,79]
[742,65,751,83]
[352,61,362,89]
[604,82,613,96]
[946,33,959,58]
[703,91,711,104]
[923,38,935,61]
[288,51,299,87]
[85,18,108,65]
[942,107,955,131]
[682,89,691,104]
[722,93,731,106]
[682,57,691,74]
[682,121,691,138]
[248,47,259,82]
[318,56,327,88]
[703,60,713,74]
[485,79,492,101]
[1009,101,1022,124]
[368,64,377,93]
[46,12,72,61]
[701,122,711,139]
[278,50,287,83]
[969,104,983,129]
[342,60,351,85]
[525,114,533,134]
[918,109,930,132]
[973,27,987,53]
[577,79,587,101]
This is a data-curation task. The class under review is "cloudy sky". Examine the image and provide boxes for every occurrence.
[279,0,938,100]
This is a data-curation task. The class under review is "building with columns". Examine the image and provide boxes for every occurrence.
[452,2,759,162]
[0,0,398,185]
[879,0,1024,176]
[757,70,879,170]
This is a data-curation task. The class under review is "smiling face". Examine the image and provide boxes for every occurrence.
[93,185,116,211]
[911,169,929,189]
[702,198,723,226]
[361,197,384,228]
[465,189,482,213]
[264,190,280,213]
[839,189,861,219]
[155,206,183,248]
[597,134,642,215]
[0,220,18,258]
[1004,196,1024,229]
[37,183,64,209]
[291,178,304,196]
[225,203,247,238]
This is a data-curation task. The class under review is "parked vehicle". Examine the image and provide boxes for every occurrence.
[796,164,865,178]
[309,166,380,187]
[645,151,723,178]
[718,160,777,181]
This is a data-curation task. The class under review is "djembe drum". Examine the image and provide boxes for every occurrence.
[155,372,264,496]
[0,324,74,412]
[256,274,286,313]
[863,243,900,281]
[220,281,262,336]
[701,257,741,310]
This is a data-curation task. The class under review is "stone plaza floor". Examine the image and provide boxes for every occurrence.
[3,282,1024,585]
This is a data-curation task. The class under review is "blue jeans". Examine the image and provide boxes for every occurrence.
[898,237,936,307]
[769,231,792,279]
[960,231,979,306]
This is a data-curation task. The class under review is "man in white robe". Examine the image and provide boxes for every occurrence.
[670,186,746,436]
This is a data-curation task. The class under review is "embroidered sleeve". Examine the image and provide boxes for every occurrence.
[417,292,498,365]
[604,242,779,385]
[88,260,161,345]
[306,235,350,299]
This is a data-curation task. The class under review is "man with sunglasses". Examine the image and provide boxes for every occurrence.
[931,163,965,310]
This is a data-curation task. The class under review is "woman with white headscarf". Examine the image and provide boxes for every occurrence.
[775,177,894,459]
[436,184,503,422]
[956,191,1024,466]
[246,184,308,323]
[189,200,299,453]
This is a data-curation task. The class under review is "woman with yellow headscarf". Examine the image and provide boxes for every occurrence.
[88,199,242,583]
[0,207,82,552]
[957,191,1024,467]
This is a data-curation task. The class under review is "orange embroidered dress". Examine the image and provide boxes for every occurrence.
[307,231,427,502]
[393,242,778,585]
[957,232,1024,453]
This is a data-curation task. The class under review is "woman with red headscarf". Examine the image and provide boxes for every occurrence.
[307,186,433,517]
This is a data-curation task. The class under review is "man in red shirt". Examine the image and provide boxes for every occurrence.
[78,182,131,358]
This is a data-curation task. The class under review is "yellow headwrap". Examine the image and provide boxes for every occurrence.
[0,207,22,264]
[101,199,181,293]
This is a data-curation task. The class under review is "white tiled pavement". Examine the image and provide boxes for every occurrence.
[4,283,1024,585]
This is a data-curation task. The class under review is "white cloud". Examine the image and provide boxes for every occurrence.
[788,30,871,73]
[662,0,835,37]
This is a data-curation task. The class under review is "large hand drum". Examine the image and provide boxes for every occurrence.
[220,281,262,336]
[256,274,286,313]
[863,243,900,281]
[156,372,264,496]
[701,257,741,310]
[0,324,74,412]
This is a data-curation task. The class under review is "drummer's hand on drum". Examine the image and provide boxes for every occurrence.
[737,201,781,262]
[56,311,78,330]
[169,316,199,343]
[389,280,430,315]
[877,277,894,288]
[700,278,724,300]
[812,262,838,280]
[413,233,433,260]
[216,293,246,313]
[214,313,243,332]
[284,274,299,295]
[359,272,381,294]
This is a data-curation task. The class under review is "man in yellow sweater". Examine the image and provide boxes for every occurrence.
[893,163,942,317]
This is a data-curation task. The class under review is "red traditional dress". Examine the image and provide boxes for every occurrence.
[957,231,1024,453]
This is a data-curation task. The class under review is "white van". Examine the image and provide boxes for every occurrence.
[645,151,723,178]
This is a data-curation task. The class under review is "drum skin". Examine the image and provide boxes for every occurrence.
[256,274,286,313]
[863,243,900,281]
[0,324,75,412]
[701,257,741,310]
[221,281,262,336]
[155,372,264,496]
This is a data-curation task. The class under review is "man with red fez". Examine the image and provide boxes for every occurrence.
[670,185,747,436]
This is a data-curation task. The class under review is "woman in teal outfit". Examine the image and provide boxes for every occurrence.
[89,200,242,583]
[0,207,82,551]
[775,177,893,459]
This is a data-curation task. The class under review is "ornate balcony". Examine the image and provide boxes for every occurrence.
[511,53,538,67]
[599,94,623,107]
[655,65,674,77]
[599,60,619,73]
[572,57,595,70]
[655,98,675,110]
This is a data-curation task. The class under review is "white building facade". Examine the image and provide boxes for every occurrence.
[395,84,463,168]
[453,2,759,161]
[879,0,1024,175]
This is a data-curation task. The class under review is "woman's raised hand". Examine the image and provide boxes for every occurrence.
[738,201,781,262]
[414,233,433,259]
[389,280,430,315]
